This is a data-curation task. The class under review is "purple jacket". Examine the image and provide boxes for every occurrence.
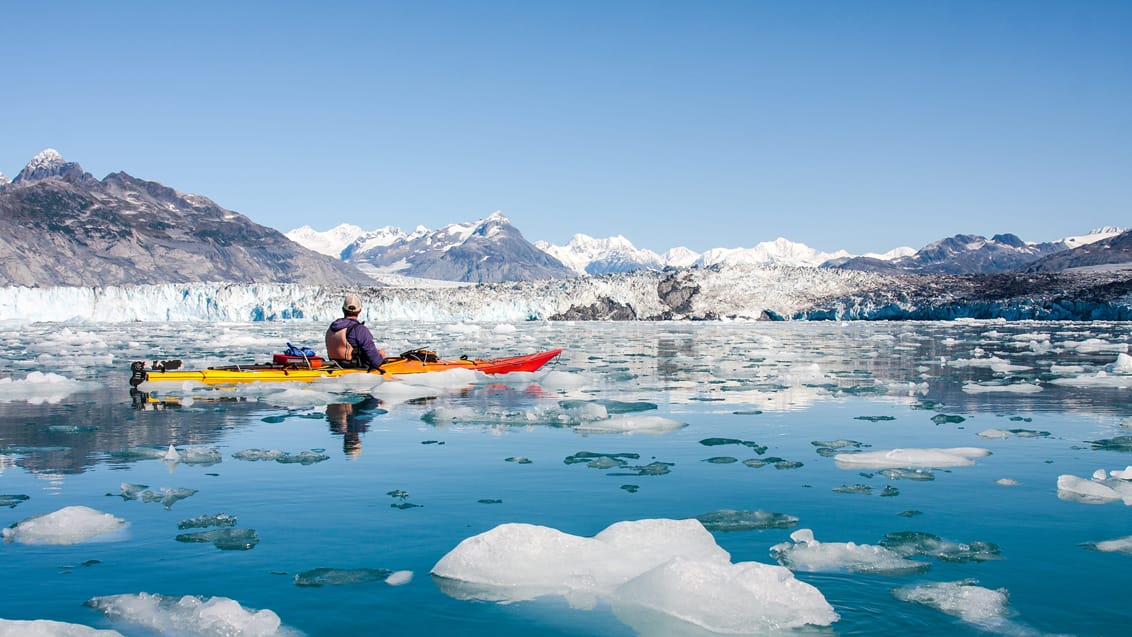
[327,318,385,368]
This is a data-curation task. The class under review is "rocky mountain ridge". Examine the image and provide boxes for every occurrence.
[0,149,373,287]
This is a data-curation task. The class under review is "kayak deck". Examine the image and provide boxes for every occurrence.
[130,349,562,387]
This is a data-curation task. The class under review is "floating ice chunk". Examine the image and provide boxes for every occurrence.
[492,323,517,334]
[84,592,299,637]
[0,371,98,405]
[695,509,799,531]
[962,381,1042,394]
[432,518,837,632]
[996,478,1019,486]
[1085,535,1132,555]
[176,446,223,465]
[1056,474,1122,504]
[385,570,413,586]
[1066,338,1128,354]
[892,579,1009,625]
[1110,466,1132,480]
[977,429,1012,439]
[947,356,1029,373]
[0,618,124,636]
[770,529,928,575]
[372,381,442,404]
[163,444,180,462]
[175,528,260,550]
[3,505,126,545]
[538,370,591,391]
[574,414,686,434]
[833,447,990,469]
[1109,353,1132,374]
[0,494,30,508]
[294,567,393,587]
[879,531,1001,563]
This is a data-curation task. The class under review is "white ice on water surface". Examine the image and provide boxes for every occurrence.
[892,580,1010,625]
[0,372,98,405]
[0,618,124,636]
[431,518,839,633]
[85,593,301,637]
[769,529,927,575]
[1056,471,1132,505]
[833,447,990,469]
[2,506,126,545]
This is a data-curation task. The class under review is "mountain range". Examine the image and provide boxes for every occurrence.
[289,217,1128,282]
[1,149,1128,290]
[0,150,370,287]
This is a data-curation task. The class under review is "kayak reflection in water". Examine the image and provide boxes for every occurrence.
[326,396,385,459]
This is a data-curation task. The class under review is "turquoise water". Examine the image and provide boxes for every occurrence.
[1,320,1130,636]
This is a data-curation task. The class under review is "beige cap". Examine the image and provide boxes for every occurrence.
[342,294,362,313]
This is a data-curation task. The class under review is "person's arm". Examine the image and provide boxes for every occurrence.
[353,325,385,368]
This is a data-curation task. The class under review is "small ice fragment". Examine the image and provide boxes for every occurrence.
[1110,466,1132,480]
[162,444,180,462]
[1085,535,1132,555]
[385,570,413,586]
[996,478,1019,486]
[893,579,1009,625]
[770,528,928,575]
[294,567,393,587]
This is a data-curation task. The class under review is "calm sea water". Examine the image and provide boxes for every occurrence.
[1,320,1130,636]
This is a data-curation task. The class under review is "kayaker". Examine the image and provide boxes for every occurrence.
[325,293,386,370]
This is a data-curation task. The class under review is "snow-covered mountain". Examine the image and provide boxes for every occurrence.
[284,223,366,258]
[340,211,576,283]
[535,234,666,275]
[827,229,1127,275]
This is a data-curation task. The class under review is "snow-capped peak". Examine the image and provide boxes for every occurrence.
[26,148,66,172]
[285,223,366,258]
[700,237,850,269]
[1061,227,1127,249]
[0,172,9,186]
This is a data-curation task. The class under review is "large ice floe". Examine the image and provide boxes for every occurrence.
[84,593,301,637]
[1056,467,1132,505]
[833,447,990,469]
[2,506,126,545]
[431,518,839,634]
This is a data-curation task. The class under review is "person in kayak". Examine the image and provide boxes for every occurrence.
[325,293,386,370]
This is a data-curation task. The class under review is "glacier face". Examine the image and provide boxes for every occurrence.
[1,265,1129,323]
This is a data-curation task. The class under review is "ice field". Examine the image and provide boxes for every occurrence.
[1,319,1130,636]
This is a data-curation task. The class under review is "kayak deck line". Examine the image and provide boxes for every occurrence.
[129,348,563,387]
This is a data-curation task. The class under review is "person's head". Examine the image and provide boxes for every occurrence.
[342,293,362,317]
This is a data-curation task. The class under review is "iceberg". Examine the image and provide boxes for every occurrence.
[431,518,838,633]
[833,447,990,469]
[84,593,300,637]
[2,505,126,545]
[769,529,929,575]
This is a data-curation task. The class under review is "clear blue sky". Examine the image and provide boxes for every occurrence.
[2,1,1128,254]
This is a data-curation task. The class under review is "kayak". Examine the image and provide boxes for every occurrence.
[129,348,563,387]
